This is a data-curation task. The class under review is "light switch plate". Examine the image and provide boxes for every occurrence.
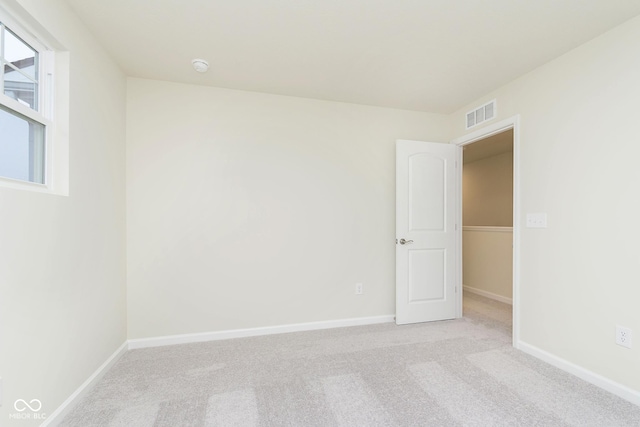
[526,213,547,228]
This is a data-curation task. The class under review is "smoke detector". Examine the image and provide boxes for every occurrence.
[192,59,209,73]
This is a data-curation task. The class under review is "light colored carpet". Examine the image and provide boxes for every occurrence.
[60,293,640,426]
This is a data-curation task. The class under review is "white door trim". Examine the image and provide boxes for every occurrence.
[450,115,521,346]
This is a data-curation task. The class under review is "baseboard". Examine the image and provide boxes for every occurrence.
[40,341,128,427]
[463,285,512,305]
[128,314,396,350]
[517,341,640,406]
[40,315,395,424]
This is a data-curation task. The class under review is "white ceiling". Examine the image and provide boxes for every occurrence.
[64,0,640,114]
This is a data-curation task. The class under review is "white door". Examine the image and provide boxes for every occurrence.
[396,140,460,325]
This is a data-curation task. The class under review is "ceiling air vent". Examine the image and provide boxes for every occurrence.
[465,99,496,129]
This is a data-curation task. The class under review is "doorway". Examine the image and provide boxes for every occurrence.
[462,129,513,338]
[453,116,520,345]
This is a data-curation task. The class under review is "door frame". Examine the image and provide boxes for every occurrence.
[451,115,521,346]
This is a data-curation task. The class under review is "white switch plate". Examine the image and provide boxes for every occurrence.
[526,213,547,228]
[355,283,363,295]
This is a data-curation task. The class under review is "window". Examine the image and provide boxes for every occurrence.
[0,18,52,185]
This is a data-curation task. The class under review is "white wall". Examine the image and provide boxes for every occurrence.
[0,1,127,425]
[126,78,450,339]
[451,15,640,393]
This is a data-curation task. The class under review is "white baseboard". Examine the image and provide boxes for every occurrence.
[517,341,640,406]
[463,285,512,305]
[40,341,128,427]
[42,315,395,424]
[128,314,396,349]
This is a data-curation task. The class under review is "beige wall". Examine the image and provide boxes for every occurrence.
[451,15,640,392]
[463,141,513,301]
[0,1,127,425]
[463,229,513,300]
[126,78,450,339]
[463,151,513,226]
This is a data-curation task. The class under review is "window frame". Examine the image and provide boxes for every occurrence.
[0,9,55,190]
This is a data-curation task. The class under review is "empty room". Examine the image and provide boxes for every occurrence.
[1,0,640,426]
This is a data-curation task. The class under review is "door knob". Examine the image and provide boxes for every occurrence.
[399,238,413,245]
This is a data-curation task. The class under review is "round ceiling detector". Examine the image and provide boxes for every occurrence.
[192,59,209,73]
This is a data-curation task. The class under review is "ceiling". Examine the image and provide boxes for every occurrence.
[64,0,640,114]
[463,129,512,164]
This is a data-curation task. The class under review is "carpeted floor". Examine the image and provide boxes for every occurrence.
[60,293,640,426]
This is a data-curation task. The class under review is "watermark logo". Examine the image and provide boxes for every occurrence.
[9,399,47,421]
[14,399,42,412]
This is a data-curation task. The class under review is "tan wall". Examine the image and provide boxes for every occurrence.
[0,1,127,425]
[463,144,513,301]
[463,228,513,300]
[463,151,513,226]
[451,15,640,393]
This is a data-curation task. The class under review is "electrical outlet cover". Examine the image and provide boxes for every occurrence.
[616,325,632,349]
[355,283,363,295]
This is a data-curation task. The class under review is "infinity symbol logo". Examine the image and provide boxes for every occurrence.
[14,399,42,412]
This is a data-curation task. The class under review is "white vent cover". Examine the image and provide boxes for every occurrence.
[466,100,496,129]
